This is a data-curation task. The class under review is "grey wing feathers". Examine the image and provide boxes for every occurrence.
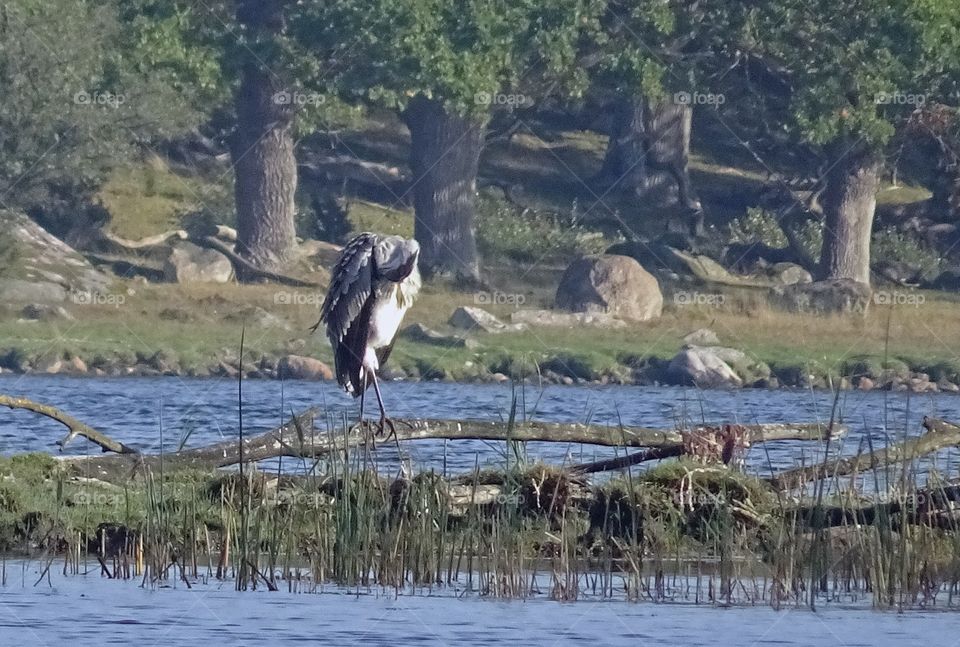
[314,232,378,345]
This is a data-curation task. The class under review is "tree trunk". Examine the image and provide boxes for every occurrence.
[230,1,298,276]
[598,96,701,234]
[818,145,882,284]
[402,94,484,281]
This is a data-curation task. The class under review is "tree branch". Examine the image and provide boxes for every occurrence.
[0,394,138,454]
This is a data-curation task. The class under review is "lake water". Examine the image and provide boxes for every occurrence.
[1,375,960,479]
[0,561,957,646]
[3,378,960,634]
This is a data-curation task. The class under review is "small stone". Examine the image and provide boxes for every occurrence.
[401,322,479,348]
[449,306,526,334]
[277,354,334,381]
[938,380,960,393]
[34,355,63,374]
[490,372,509,383]
[682,328,720,345]
[857,376,875,391]
[64,357,87,374]
[21,303,74,321]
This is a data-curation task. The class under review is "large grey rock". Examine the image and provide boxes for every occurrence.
[668,346,743,388]
[0,278,67,302]
[277,355,333,381]
[772,279,872,315]
[0,210,112,301]
[555,254,662,321]
[449,306,526,333]
[163,242,234,283]
[667,344,771,388]
[510,309,628,328]
[401,323,479,349]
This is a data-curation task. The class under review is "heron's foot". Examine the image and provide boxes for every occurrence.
[376,415,397,441]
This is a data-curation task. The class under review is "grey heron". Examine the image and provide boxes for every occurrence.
[313,232,421,434]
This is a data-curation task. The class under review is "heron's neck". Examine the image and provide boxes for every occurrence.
[396,268,421,308]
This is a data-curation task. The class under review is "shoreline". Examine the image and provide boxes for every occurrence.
[0,356,954,394]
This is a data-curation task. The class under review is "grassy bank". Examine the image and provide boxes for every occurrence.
[1,274,959,390]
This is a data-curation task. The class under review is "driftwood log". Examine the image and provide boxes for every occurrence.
[768,416,960,490]
[0,393,842,483]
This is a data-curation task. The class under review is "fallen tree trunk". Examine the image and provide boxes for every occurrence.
[198,235,320,288]
[769,416,960,490]
[58,412,842,483]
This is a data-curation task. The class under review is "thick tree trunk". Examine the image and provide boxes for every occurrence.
[230,1,298,276]
[402,94,484,281]
[818,145,882,283]
[599,96,701,231]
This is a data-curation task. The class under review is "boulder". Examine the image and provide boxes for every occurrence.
[667,346,743,388]
[772,279,872,315]
[449,306,526,333]
[0,210,112,301]
[555,255,662,321]
[277,355,333,381]
[682,328,720,345]
[401,323,479,349]
[510,309,628,328]
[163,242,234,284]
[768,262,813,286]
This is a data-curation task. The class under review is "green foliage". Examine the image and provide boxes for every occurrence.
[871,227,943,279]
[0,0,200,220]
[728,208,789,248]
[475,193,607,263]
[298,0,603,118]
[747,0,960,151]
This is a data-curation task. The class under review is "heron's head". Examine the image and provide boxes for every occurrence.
[374,236,420,282]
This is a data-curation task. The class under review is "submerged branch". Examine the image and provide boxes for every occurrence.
[0,394,138,455]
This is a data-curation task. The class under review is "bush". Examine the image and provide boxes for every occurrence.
[475,192,607,264]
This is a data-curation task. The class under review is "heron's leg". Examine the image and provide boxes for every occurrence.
[369,370,396,440]
[358,372,367,425]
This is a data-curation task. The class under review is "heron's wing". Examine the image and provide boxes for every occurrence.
[313,233,377,344]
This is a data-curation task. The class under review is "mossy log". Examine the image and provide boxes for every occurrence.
[769,416,960,490]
